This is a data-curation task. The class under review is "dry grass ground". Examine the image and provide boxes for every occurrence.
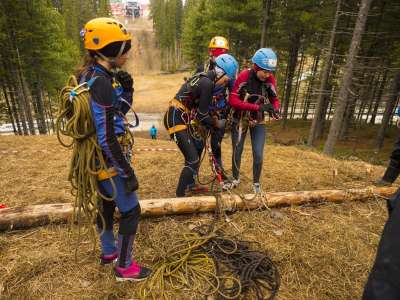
[0,134,394,299]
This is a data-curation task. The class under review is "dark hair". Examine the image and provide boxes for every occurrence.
[75,53,97,79]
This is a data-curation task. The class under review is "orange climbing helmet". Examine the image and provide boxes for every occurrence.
[81,17,131,51]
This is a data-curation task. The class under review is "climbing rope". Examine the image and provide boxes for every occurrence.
[192,123,270,208]
[139,221,280,300]
[55,75,119,254]
[196,224,280,300]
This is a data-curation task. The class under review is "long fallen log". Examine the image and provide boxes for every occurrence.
[0,186,396,231]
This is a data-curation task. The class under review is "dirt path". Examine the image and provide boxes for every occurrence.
[117,17,189,113]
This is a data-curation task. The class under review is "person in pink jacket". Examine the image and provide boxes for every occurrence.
[229,48,280,193]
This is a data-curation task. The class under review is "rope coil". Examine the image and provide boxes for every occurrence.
[140,223,280,299]
[56,75,119,253]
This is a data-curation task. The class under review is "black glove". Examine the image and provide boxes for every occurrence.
[258,103,274,113]
[124,172,139,195]
[116,71,134,93]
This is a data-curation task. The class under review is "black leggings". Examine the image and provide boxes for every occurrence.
[210,126,224,169]
[174,130,200,197]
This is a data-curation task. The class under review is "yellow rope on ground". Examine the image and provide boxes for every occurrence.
[139,218,280,300]
[139,229,242,300]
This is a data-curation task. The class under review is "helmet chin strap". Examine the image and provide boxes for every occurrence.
[95,41,127,70]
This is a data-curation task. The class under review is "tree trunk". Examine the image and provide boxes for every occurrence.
[317,55,341,139]
[15,45,36,135]
[13,71,29,135]
[369,69,388,125]
[364,71,382,124]
[375,71,400,150]
[323,0,373,156]
[42,91,52,133]
[280,62,289,107]
[8,85,22,135]
[260,0,272,47]
[302,52,320,120]
[0,187,396,231]
[290,50,305,119]
[2,59,26,135]
[339,96,356,140]
[45,92,55,132]
[308,0,341,146]
[33,81,48,134]
[282,32,301,128]
[1,82,17,134]
[356,72,376,124]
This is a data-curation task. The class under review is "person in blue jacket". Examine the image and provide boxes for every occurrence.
[150,125,157,139]
[78,17,151,282]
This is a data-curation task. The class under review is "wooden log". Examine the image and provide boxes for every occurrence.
[0,187,396,231]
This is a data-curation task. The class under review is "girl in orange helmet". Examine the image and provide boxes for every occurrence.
[77,17,151,281]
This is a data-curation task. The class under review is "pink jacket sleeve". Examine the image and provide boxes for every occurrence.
[228,70,260,112]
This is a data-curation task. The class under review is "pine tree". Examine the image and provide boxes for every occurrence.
[0,0,104,135]
[307,0,341,146]
[324,0,373,156]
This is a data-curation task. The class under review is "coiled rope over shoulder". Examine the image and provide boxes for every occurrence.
[56,75,117,250]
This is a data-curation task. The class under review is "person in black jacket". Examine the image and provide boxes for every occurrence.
[362,188,400,299]
[164,54,238,197]
[375,107,400,186]
[194,36,233,184]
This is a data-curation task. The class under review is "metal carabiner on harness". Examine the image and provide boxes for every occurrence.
[68,82,90,102]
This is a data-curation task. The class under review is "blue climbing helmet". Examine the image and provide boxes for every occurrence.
[215,54,239,80]
[252,48,277,72]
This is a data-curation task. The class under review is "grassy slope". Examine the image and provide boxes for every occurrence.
[0,130,396,299]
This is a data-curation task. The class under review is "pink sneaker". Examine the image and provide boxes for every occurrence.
[100,252,118,265]
[115,261,152,282]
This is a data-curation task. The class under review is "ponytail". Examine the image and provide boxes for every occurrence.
[75,53,97,79]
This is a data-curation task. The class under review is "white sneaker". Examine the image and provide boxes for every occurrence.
[232,178,240,188]
[222,178,240,191]
[253,183,261,194]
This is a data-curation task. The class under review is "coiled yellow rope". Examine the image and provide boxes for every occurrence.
[55,76,117,251]
[139,229,242,300]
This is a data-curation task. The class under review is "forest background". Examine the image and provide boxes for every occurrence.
[1,0,400,157]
